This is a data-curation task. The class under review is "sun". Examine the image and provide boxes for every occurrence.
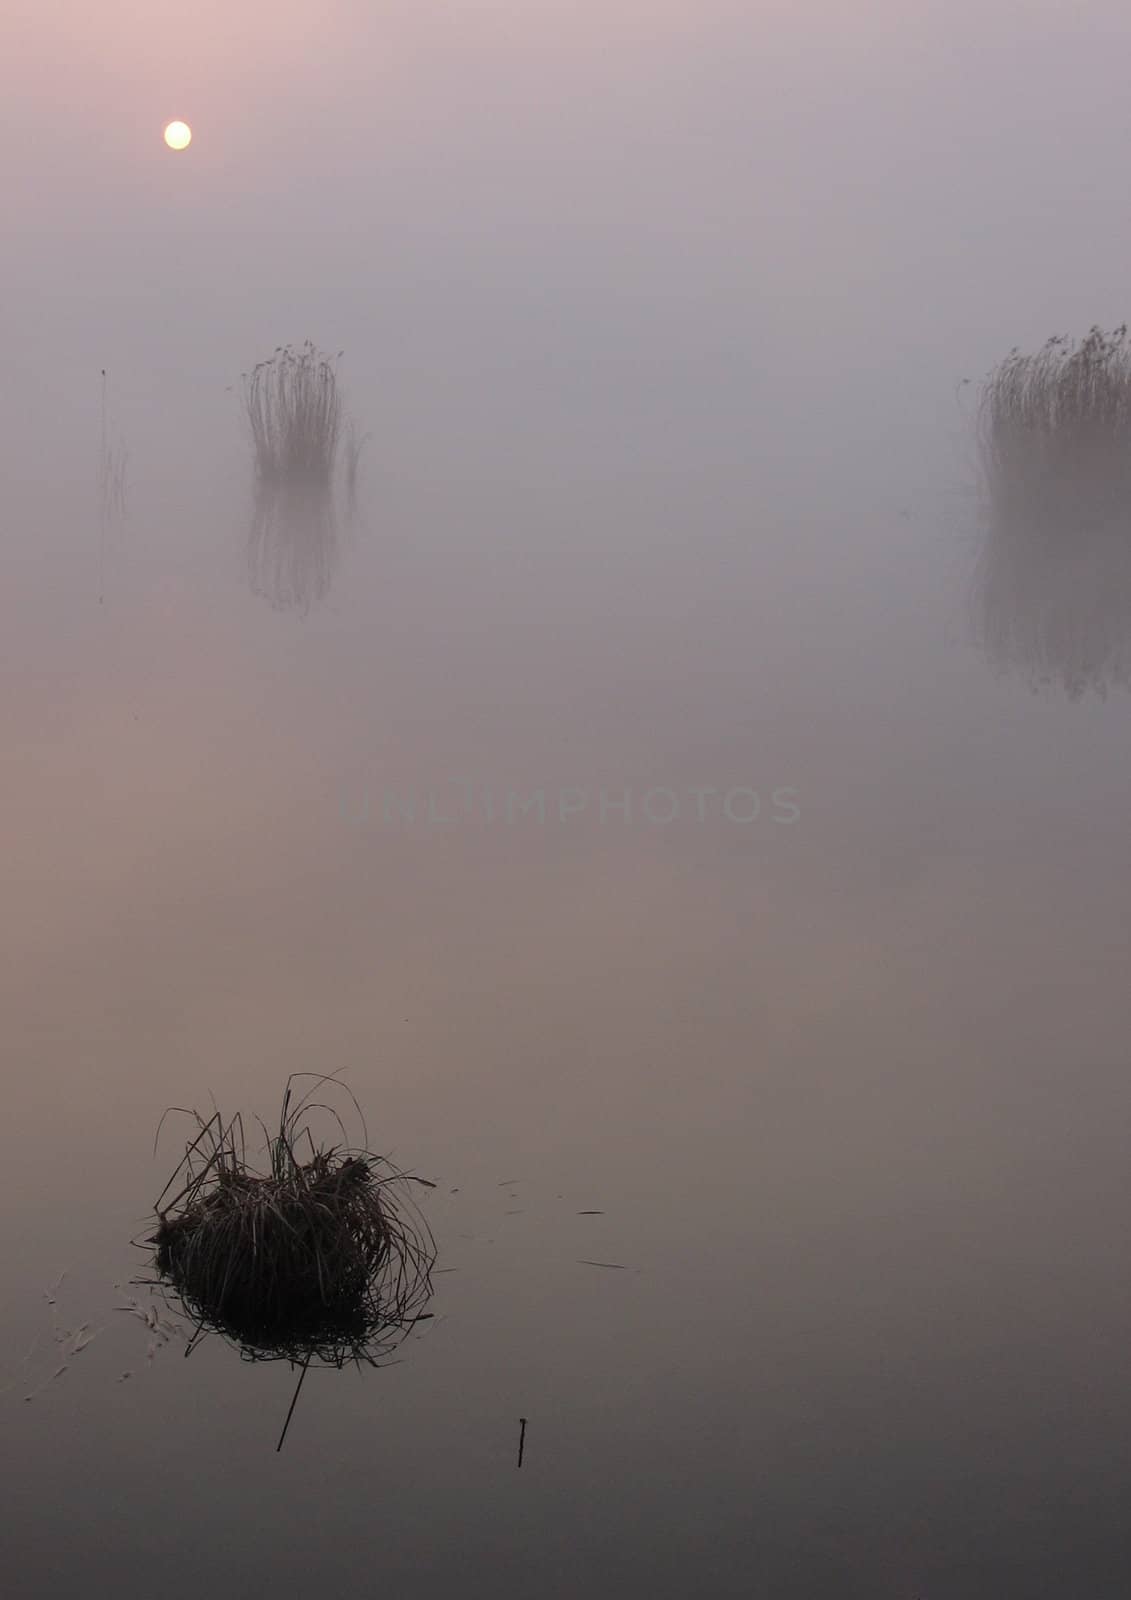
[163,120,192,152]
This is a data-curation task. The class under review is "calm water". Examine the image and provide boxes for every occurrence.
[5,4,1131,1595]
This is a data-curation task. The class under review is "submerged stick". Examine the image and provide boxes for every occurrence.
[276,1354,312,1452]
[517,1416,527,1469]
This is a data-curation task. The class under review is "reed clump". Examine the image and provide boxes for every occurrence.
[244,342,343,494]
[145,1076,436,1369]
[973,325,1131,696]
[242,342,347,614]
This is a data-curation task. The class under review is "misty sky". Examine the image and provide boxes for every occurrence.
[4,4,1131,1597]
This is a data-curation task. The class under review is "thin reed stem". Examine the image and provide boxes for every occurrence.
[276,1354,312,1452]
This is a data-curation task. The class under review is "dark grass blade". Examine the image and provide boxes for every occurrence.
[276,1354,312,1452]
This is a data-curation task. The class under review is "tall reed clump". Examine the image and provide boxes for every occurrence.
[242,342,345,614]
[245,341,343,493]
[141,1075,436,1442]
[973,325,1131,696]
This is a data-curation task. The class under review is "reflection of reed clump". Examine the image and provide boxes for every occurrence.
[974,325,1131,697]
[247,484,338,615]
[146,1076,436,1370]
[98,368,128,526]
[243,342,345,614]
[99,442,128,526]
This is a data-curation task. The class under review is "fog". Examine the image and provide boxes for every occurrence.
[4,3,1131,1595]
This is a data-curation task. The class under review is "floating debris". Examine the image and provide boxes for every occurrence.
[7,1272,104,1402]
[43,1267,69,1308]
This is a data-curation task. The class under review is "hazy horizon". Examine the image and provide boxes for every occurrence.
[5,4,1131,1596]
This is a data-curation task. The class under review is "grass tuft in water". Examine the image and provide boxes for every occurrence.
[140,1074,436,1444]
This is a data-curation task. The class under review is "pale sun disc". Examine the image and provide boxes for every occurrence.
[164,121,192,151]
